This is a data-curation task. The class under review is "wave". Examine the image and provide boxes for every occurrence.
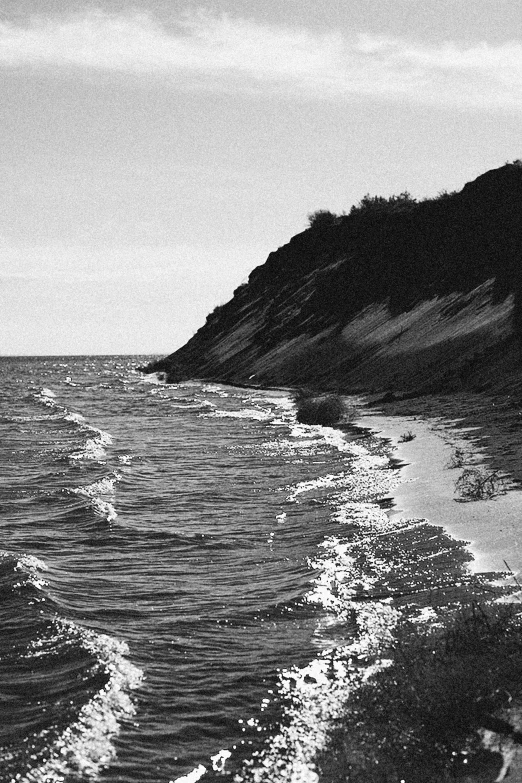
[0,550,49,596]
[201,384,229,397]
[227,448,409,781]
[66,472,122,523]
[19,619,142,783]
[33,387,57,406]
[169,398,216,410]
[64,412,113,462]
[29,388,114,463]
[140,371,167,385]
[4,412,65,422]
[201,407,274,421]
[0,549,142,782]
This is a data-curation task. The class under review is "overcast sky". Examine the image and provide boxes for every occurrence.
[1,0,520,355]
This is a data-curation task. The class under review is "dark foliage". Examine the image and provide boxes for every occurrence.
[146,162,522,383]
[349,191,417,216]
[307,210,340,230]
[319,603,522,782]
[295,393,354,426]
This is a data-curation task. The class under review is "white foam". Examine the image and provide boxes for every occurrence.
[211,749,232,772]
[202,384,229,397]
[21,620,143,783]
[172,764,207,783]
[68,427,113,462]
[14,553,49,573]
[63,409,114,462]
[236,603,398,783]
[33,387,58,409]
[65,411,87,425]
[283,468,388,503]
[90,497,117,522]
[201,407,273,421]
[11,553,50,593]
[234,431,410,782]
[69,438,108,462]
[72,475,121,497]
[140,371,167,385]
[69,474,121,522]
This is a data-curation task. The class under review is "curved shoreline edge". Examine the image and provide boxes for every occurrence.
[358,403,522,581]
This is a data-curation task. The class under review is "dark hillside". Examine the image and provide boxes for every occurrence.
[146,163,522,394]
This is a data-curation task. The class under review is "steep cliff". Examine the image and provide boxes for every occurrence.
[147,163,522,395]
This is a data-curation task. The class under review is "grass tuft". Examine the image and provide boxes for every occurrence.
[455,467,505,501]
[446,446,470,469]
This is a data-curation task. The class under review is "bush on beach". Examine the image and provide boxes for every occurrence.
[446,446,470,469]
[294,392,356,427]
[455,467,505,501]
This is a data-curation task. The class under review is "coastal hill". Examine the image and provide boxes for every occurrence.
[146,162,522,396]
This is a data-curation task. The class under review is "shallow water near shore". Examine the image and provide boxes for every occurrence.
[0,356,507,783]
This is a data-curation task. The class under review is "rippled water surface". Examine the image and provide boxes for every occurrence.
[0,356,485,783]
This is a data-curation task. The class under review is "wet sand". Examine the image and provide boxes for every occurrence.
[357,393,522,582]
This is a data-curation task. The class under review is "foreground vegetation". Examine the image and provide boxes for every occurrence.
[319,602,522,782]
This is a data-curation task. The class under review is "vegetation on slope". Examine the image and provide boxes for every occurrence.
[146,162,522,389]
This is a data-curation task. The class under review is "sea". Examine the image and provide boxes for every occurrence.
[0,355,497,783]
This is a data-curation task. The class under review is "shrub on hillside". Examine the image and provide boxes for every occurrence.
[295,393,355,426]
[307,209,340,230]
[349,191,417,217]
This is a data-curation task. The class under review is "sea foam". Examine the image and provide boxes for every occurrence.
[20,620,143,783]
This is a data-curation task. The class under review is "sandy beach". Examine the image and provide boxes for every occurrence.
[359,393,522,584]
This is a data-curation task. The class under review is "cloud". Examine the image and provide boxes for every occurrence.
[0,10,520,110]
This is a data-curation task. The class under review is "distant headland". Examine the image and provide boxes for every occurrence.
[144,162,522,397]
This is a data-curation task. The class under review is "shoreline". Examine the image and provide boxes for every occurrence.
[357,404,522,581]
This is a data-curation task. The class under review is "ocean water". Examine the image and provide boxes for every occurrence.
[0,356,490,783]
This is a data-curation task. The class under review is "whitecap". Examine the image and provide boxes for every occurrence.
[202,384,229,396]
[64,411,87,425]
[40,387,56,399]
[20,620,143,783]
[68,473,121,522]
[211,749,232,772]
[201,408,272,421]
[68,426,113,462]
[14,553,49,573]
[234,603,398,783]
[33,387,58,409]
[11,553,50,593]
[172,764,207,783]
[141,371,167,384]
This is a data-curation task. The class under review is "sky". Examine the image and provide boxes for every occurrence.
[0,1,520,355]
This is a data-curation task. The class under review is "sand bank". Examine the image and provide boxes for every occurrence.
[358,406,522,580]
